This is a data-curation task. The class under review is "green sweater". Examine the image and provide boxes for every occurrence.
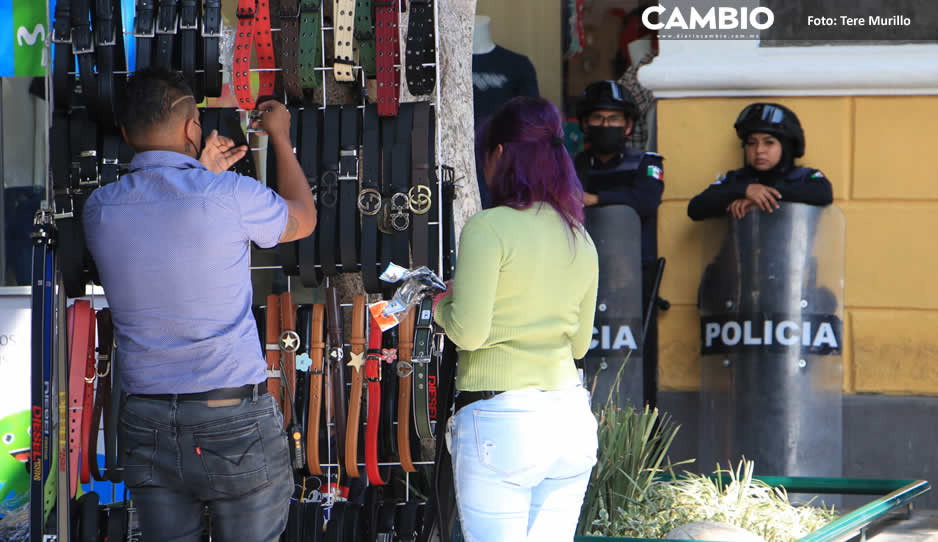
[434,204,599,391]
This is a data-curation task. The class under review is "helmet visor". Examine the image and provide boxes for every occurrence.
[737,103,787,126]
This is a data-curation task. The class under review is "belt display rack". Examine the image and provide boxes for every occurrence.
[33,0,457,540]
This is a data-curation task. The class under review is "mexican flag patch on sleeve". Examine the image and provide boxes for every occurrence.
[647,165,663,181]
[811,170,825,178]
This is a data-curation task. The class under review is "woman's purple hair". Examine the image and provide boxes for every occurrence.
[477,96,584,232]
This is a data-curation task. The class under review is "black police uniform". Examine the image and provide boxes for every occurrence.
[688,166,833,221]
[575,148,664,265]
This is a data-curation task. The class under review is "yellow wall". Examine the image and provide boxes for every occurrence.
[475,0,563,110]
[657,96,938,394]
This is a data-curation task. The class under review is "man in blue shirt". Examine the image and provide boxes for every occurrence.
[83,68,316,542]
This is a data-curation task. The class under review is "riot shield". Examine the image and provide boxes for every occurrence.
[583,205,644,410]
[698,203,844,479]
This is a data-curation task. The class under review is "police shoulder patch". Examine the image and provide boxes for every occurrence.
[811,170,825,179]
[647,165,664,181]
[712,173,726,185]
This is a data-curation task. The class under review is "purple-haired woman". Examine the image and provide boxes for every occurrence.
[433,96,600,541]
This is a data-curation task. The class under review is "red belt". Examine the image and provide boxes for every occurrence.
[375,0,400,117]
[364,313,384,484]
[68,300,96,494]
[234,0,276,110]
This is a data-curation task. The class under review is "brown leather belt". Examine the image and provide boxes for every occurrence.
[325,287,348,471]
[396,308,416,473]
[265,294,284,418]
[307,304,326,475]
[344,295,367,478]
[279,292,299,427]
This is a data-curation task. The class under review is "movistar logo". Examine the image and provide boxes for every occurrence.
[17,24,46,47]
[642,5,774,31]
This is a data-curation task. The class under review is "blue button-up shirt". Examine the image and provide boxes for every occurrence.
[83,151,288,394]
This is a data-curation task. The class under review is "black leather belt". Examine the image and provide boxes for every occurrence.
[339,105,360,273]
[454,390,505,412]
[298,103,322,287]
[154,0,179,70]
[359,104,381,293]
[319,106,340,277]
[412,295,435,460]
[404,0,436,96]
[388,103,413,268]
[134,382,268,401]
[134,0,156,70]
[378,117,396,296]
[201,0,222,96]
[94,0,125,127]
[379,328,398,461]
[220,108,257,177]
[72,0,97,107]
[179,0,201,100]
[51,0,73,110]
[409,102,431,269]
[440,165,456,280]
[395,501,419,542]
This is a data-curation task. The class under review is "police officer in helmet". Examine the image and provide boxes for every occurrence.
[575,80,665,407]
[688,103,833,220]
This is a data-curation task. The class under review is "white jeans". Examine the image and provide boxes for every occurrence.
[446,386,598,542]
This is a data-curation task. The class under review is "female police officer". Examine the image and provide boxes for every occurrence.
[687,103,832,221]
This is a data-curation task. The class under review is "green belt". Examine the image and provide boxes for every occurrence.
[354,0,375,78]
[298,0,322,89]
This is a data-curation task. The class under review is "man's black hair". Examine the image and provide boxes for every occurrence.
[119,67,195,140]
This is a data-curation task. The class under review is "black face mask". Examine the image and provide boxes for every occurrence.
[586,125,626,155]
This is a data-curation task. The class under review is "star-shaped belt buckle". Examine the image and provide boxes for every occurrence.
[347,351,365,371]
[279,330,301,353]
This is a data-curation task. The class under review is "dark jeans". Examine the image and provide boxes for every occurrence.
[119,393,293,542]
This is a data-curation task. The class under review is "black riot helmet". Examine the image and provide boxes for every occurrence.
[734,103,805,158]
[577,80,640,123]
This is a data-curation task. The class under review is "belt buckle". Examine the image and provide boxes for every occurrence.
[408,185,432,215]
[396,361,413,378]
[156,13,180,34]
[357,188,381,216]
[179,16,199,30]
[96,26,117,47]
[389,192,410,231]
[319,170,339,208]
[51,26,72,44]
[72,30,95,55]
[201,20,223,38]
[134,20,156,38]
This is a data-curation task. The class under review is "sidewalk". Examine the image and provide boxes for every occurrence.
[866,508,938,541]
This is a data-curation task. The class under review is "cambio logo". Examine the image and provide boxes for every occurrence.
[642,5,774,30]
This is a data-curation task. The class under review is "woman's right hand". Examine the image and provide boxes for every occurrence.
[744,183,782,212]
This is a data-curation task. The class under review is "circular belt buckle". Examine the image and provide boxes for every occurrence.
[408,185,432,215]
[396,360,414,378]
[357,188,382,216]
[279,330,301,353]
